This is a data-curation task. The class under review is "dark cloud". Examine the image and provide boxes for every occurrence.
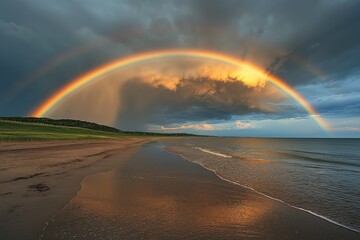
[0,0,359,129]
[116,76,286,130]
[311,92,360,118]
[269,1,360,84]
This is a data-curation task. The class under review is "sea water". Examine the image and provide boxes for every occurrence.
[164,137,360,232]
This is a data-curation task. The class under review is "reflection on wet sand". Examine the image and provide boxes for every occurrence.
[40,143,360,240]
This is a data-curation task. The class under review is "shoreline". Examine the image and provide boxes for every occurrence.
[167,149,360,234]
[162,136,360,233]
[39,142,359,239]
[0,138,152,240]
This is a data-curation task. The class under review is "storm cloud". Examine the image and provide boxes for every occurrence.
[1,0,360,136]
[117,76,286,130]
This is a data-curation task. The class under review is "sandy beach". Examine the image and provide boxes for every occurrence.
[0,138,150,239]
[38,142,359,240]
[1,139,359,239]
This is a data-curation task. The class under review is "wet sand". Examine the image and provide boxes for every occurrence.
[0,138,150,240]
[40,142,359,240]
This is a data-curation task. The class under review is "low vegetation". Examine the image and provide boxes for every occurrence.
[0,117,121,133]
[0,117,195,141]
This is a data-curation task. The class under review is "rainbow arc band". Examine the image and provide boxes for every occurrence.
[31,49,330,131]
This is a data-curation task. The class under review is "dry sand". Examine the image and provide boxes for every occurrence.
[0,138,151,240]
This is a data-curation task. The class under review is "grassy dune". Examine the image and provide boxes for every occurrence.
[0,120,122,141]
[0,117,195,141]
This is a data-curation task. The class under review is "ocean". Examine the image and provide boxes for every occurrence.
[164,137,360,232]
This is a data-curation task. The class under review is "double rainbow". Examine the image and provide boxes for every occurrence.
[31,49,330,131]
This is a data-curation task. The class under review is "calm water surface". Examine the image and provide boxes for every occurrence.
[165,138,360,231]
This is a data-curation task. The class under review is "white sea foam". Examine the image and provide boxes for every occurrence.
[165,147,360,234]
[194,147,232,158]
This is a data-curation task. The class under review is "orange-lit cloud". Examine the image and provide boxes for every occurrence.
[44,57,289,130]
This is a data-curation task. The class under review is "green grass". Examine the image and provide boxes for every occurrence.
[0,117,121,133]
[0,120,123,141]
[0,117,198,141]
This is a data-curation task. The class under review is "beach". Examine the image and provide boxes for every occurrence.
[163,137,360,232]
[1,139,359,239]
[39,141,359,239]
[0,138,149,239]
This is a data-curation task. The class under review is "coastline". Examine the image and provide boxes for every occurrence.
[0,138,151,239]
[162,137,360,233]
[168,148,360,234]
[40,142,359,239]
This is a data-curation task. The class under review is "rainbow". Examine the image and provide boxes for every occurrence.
[31,49,330,131]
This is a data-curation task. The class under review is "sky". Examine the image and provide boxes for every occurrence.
[1,0,360,137]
